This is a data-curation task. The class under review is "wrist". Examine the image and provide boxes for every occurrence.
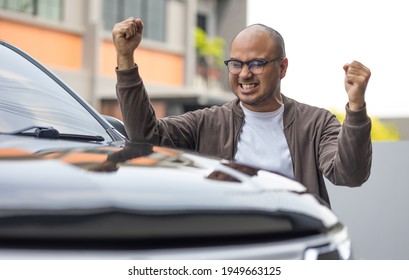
[117,54,135,70]
[348,101,365,111]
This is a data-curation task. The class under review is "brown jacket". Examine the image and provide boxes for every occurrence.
[116,66,372,205]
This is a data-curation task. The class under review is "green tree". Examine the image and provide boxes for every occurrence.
[195,27,225,68]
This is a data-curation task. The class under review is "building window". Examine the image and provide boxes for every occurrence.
[0,0,63,21]
[197,13,207,33]
[103,0,166,42]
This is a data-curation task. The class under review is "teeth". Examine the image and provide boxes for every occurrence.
[241,83,257,90]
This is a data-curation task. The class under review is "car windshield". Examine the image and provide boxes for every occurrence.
[0,43,111,140]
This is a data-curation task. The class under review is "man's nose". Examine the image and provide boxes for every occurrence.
[239,63,253,78]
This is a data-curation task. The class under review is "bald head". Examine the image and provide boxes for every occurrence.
[231,24,286,57]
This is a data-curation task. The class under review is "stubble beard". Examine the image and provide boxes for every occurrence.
[240,88,277,108]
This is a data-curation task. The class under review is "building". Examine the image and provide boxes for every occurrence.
[0,0,247,119]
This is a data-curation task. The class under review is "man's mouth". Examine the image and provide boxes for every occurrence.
[240,83,258,90]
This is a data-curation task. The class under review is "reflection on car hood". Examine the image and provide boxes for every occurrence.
[0,135,338,239]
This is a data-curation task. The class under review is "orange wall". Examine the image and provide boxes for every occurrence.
[101,41,184,86]
[0,20,183,87]
[0,20,82,70]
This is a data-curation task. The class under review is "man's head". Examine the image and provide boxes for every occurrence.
[226,24,288,112]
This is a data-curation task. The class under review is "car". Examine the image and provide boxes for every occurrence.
[0,40,352,260]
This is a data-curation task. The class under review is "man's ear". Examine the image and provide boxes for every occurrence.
[280,57,288,79]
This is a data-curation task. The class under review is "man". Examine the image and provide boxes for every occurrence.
[112,17,372,205]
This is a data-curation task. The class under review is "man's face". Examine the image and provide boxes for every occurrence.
[228,28,287,112]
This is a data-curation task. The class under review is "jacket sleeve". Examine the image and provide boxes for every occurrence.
[319,104,372,187]
[115,65,197,149]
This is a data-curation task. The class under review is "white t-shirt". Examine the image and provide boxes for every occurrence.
[234,103,294,179]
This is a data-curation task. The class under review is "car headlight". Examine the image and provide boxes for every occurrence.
[304,239,352,260]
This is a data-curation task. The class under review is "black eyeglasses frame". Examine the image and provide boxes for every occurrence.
[224,56,284,75]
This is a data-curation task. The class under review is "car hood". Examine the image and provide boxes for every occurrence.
[0,135,339,240]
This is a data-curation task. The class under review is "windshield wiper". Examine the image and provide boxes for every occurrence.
[1,126,105,142]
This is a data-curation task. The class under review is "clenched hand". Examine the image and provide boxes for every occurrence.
[112,17,144,70]
[343,60,371,111]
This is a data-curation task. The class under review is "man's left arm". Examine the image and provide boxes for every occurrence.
[323,61,372,186]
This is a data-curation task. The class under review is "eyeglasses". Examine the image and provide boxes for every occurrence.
[224,56,284,75]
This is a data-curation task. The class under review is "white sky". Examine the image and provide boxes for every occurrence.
[247,0,409,118]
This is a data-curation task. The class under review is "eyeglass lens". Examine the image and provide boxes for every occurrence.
[227,60,265,75]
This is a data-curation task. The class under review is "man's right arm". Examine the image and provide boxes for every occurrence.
[113,17,157,142]
[113,18,198,149]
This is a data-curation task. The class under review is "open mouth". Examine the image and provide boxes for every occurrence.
[240,83,259,90]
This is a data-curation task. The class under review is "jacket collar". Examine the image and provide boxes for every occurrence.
[282,94,297,129]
